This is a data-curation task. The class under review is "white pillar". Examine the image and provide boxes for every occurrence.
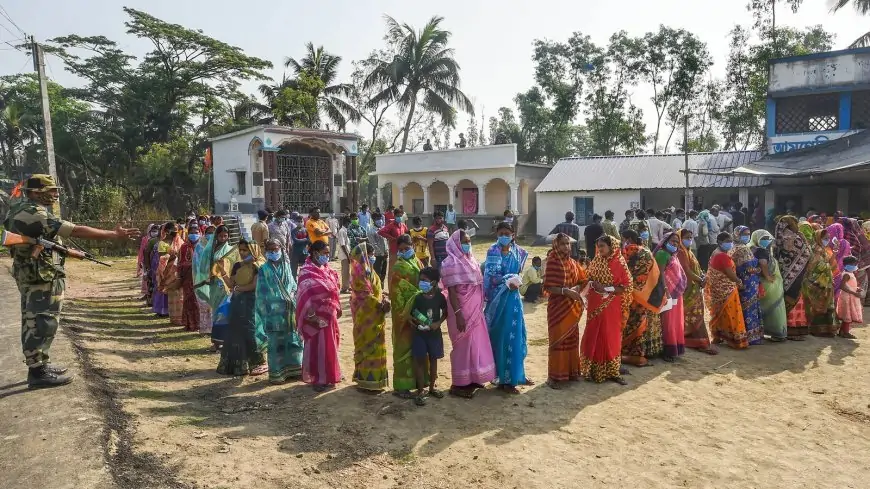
[422,185,430,214]
[764,188,775,214]
[684,188,694,213]
[477,183,487,215]
[448,184,456,208]
[837,187,849,214]
[509,182,519,214]
[738,188,749,209]
[399,185,406,210]
[376,182,385,211]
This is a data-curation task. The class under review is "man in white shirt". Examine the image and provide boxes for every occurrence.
[682,210,699,251]
[671,208,685,230]
[326,213,340,261]
[647,210,673,249]
[337,216,351,293]
[711,205,731,234]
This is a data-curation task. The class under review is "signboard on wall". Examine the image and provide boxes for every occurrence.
[767,130,860,154]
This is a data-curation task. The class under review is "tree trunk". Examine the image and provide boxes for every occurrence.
[400,95,418,153]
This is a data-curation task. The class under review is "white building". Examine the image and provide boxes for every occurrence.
[373,144,551,235]
[208,125,361,214]
[535,151,768,235]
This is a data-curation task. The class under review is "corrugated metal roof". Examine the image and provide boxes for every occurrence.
[733,130,870,177]
[535,151,768,192]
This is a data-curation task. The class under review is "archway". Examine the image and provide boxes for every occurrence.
[456,178,478,215]
[429,181,450,215]
[486,178,510,216]
[403,182,424,215]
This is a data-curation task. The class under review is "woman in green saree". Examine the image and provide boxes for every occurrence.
[799,224,837,337]
[350,243,391,392]
[389,234,423,397]
[751,229,787,341]
[193,225,240,351]
[257,238,304,383]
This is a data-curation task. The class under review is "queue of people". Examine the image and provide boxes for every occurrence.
[134,203,865,407]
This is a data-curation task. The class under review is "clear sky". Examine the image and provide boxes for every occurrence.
[2,0,869,147]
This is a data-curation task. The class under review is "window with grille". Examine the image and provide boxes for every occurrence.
[775,93,839,134]
[574,197,594,226]
[852,90,870,129]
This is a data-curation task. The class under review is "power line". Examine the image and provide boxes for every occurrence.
[0,3,26,37]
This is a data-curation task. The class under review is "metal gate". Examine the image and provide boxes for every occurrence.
[276,154,332,212]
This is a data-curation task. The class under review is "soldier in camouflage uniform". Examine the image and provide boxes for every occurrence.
[5,175,140,388]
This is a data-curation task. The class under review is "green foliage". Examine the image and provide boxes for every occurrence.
[273,72,323,127]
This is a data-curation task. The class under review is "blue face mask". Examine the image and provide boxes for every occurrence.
[419,281,433,293]
[243,254,254,262]
[739,235,750,244]
[665,243,678,253]
[682,239,692,248]
[497,235,512,247]
[189,234,200,243]
[845,264,858,272]
[400,249,415,260]
[317,254,329,266]
[461,243,472,254]
[395,216,404,224]
[640,231,650,240]
[760,239,772,249]
[376,220,384,227]
[720,242,734,252]
[266,250,282,262]
[822,238,830,247]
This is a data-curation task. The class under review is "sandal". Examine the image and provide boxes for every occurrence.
[609,376,628,386]
[392,390,414,400]
[313,384,327,393]
[662,356,676,363]
[499,385,521,395]
[414,396,426,407]
[522,378,536,386]
[428,388,444,399]
[449,386,475,399]
[619,366,632,375]
[838,332,858,339]
[250,364,268,376]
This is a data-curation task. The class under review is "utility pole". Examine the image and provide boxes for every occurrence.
[31,35,60,214]
[683,115,692,212]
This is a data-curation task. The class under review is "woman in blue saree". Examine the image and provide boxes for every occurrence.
[257,238,304,383]
[193,225,240,351]
[484,222,532,394]
[730,225,764,345]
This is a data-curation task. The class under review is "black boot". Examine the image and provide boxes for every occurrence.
[27,365,73,389]
[46,364,68,375]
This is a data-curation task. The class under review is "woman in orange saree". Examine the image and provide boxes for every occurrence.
[620,229,666,367]
[543,233,588,388]
[580,235,633,384]
[704,232,748,349]
[677,228,716,354]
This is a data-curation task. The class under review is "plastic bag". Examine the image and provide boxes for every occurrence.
[213,294,232,327]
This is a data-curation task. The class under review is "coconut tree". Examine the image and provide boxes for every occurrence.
[284,43,359,131]
[364,15,474,152]
[832,0,870,46]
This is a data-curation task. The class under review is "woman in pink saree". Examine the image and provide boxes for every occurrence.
[441,229,496,398]
[296,240,343,392]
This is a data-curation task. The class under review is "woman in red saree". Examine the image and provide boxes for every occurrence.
[296,240,343,392]
[543,233,588,388]
[655,232,687,362]
[176,223,201,331]
[620,229,666,367]
[580,235,633,385]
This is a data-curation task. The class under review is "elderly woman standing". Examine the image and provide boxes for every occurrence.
[257,239,303,384]
[751,229,787,341]
[655,232,687,361]
[543,233,588,387]
[774,216,810,340]
[581,235,633,384]
[194,225,239,351]
[730,226,763,345]
[620,229,666,367]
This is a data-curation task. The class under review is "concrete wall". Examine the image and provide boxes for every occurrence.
[212,136,254,207]
[376,144,517,174]
[769,50,870,94]
[486,179,510,215]
[536,190,640,235]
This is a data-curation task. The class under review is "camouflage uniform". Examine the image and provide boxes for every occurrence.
[4,192,75,368]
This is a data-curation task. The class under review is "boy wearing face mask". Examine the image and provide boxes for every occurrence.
[409,267,448,406]
[520,256,544,302]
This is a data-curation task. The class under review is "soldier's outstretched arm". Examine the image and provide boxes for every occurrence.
[70,224,141,242]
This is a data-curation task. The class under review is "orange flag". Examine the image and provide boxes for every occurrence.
[204,147,212,172]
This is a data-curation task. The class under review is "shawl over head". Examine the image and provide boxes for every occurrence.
[441,230,482,287]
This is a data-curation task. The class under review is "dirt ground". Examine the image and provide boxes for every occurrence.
[51,245,870,489]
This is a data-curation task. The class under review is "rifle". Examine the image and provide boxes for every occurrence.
[1,230,112,267]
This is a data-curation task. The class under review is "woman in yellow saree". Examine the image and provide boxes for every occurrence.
[800,224,837,337]
[350,243,391,392]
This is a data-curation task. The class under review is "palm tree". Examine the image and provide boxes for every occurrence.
[284,43,359,131]
[364,15,475,152]
[832,0,870,46]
